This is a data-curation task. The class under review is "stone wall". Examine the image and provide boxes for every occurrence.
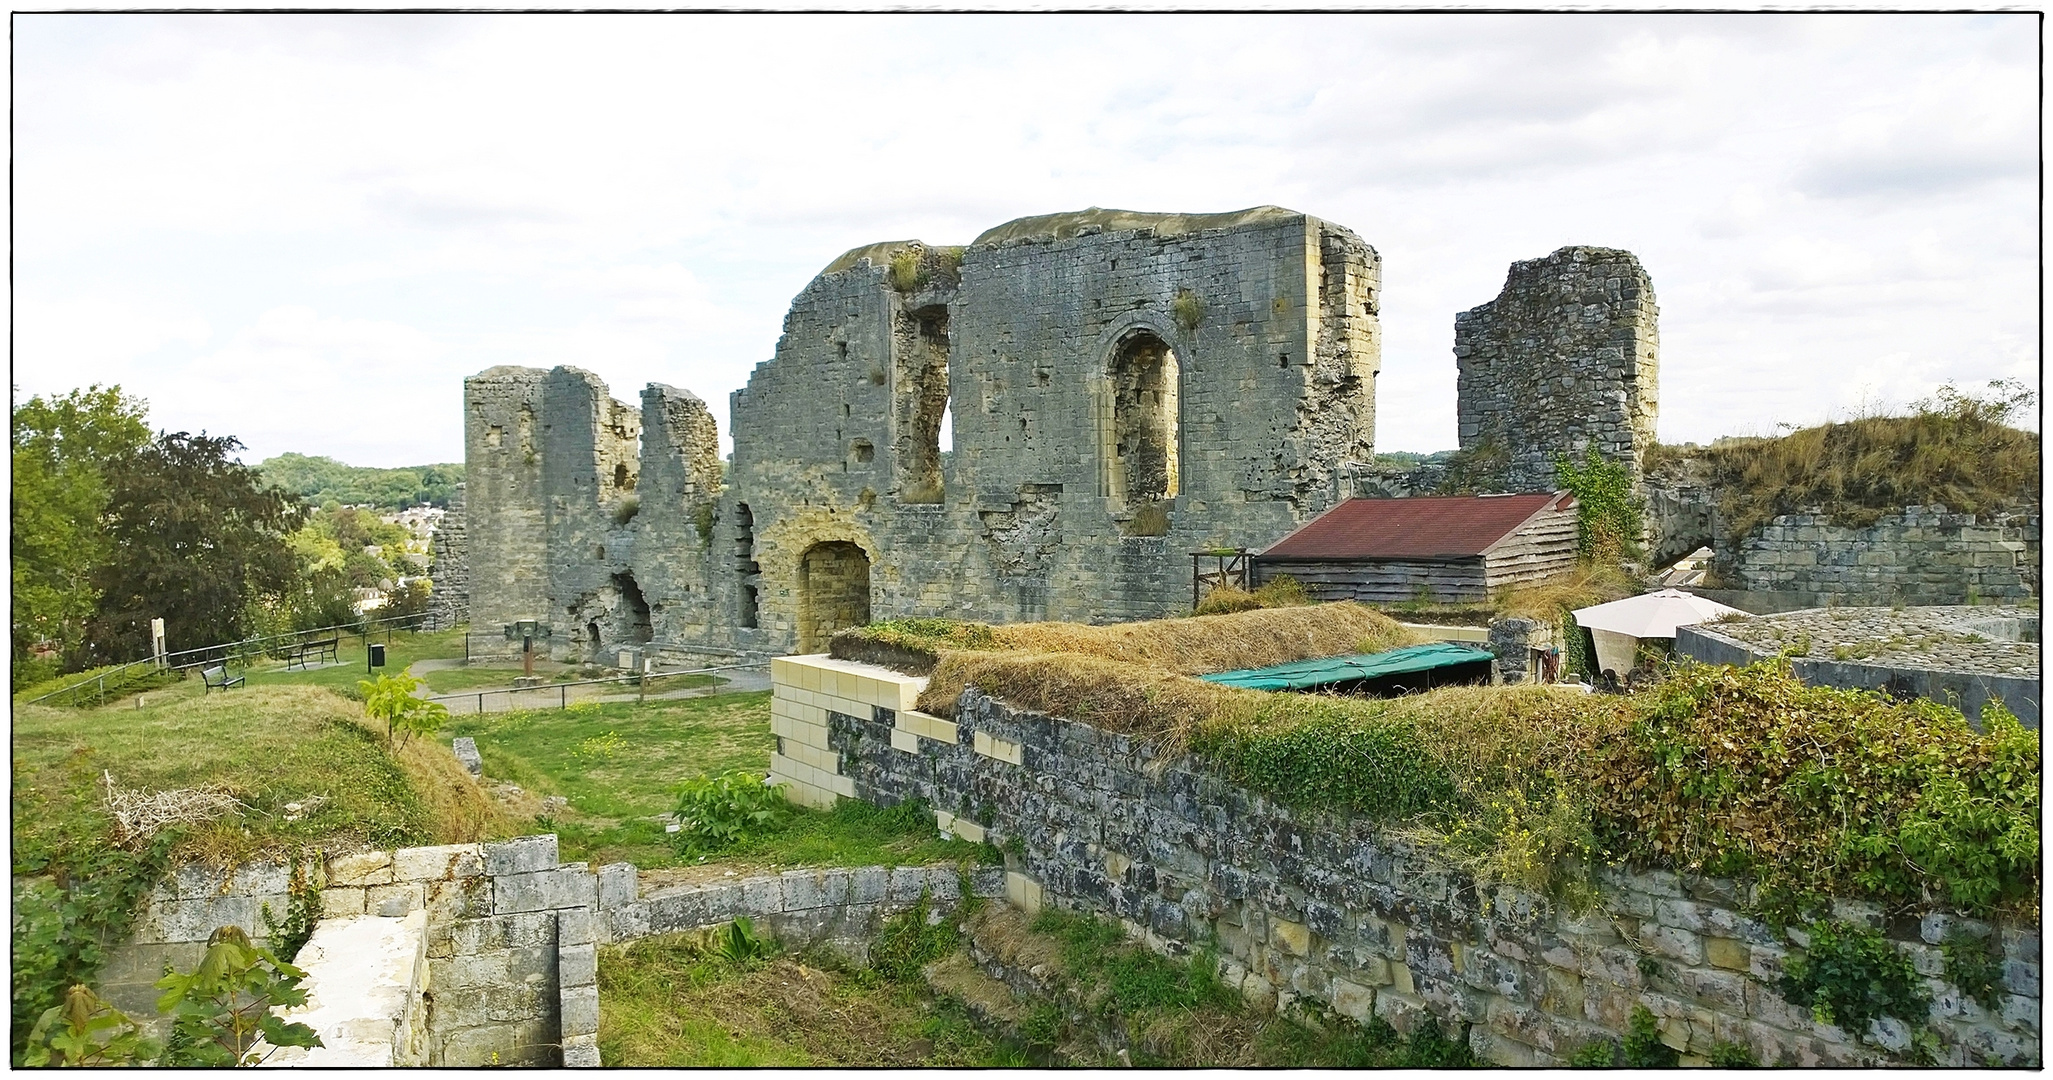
[461,207,1384,661]
[1454,247,1659,494]
[812,681,2040,1067]
[96,835,1001,1068]
[1718,506,2039,607]
[427,483,469,629]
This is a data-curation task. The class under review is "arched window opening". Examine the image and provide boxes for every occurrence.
[1110,331,1180,508]
[798,541,870,653]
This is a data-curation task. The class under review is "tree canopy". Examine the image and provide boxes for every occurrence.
[255,453,463,510]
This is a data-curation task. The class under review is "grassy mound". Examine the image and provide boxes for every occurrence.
[1647,386,2039,540]
[837,603,1418,678]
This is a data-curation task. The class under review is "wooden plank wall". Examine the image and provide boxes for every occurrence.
[1482,506,1580,588]
[1254,558,1491,603]
[1253,505,1579,604]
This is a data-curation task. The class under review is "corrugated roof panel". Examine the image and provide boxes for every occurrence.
[1199,642,1498,691]
[1258,493,1570,561]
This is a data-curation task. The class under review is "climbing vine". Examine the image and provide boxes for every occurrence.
[1555,445,1644,563]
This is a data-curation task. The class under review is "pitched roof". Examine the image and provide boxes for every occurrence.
[1257,492,1575,561]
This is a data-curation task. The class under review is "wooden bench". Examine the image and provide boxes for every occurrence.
[285,636,341,670]
[201,664,245,693]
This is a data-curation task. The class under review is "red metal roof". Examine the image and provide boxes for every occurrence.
[1258,492,1574,561]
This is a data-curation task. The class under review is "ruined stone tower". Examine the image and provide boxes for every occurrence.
[461,206,1381,660]
[1453,247,1659,492]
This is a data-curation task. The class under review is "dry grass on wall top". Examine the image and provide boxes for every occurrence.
[843,602,1419,680]
[1645,382,2040,540]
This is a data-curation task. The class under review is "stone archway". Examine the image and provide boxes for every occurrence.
[798,541,871,653]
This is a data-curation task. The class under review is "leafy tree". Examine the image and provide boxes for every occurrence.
[83,432,301,665]
[10,385,150,664]
[155,926,322,1066]
[359,673,447,745]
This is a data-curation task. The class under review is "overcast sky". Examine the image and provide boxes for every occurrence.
[14,12,2038,467]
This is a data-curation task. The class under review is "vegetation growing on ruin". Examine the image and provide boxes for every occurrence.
[1645,378,2040,541]
[868,600,2038,918]
[1193,575,1312,615]
[10,683,505,1062]
[841,602,1417,682]
[1555,445,1645,562]
[958,903,1477,1067]
[597,928,1009,1066]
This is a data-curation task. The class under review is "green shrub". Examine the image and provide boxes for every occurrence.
[1707,1040,1759,1067]
[12,655,60,694]
[1940,928,2006,1012]
[1621,1005,1677,1067]
[1776,919,1929,1040]
[1568,1039,1619,1067]
[1597,661,2039,919]
[22,985,157,1067]
[714,917,773,968]
[1556,445,1645,563]
[672,769,788,855]
[358,673,448,746]
[1172,289,1205,333]
[870,891,959,982]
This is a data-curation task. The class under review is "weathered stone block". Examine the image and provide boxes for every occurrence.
[562,1032,600,1067]
[1703,936,1750,972]
[368,882,427,916]
[428,876,494,921]
[483,835,559,877]
[394,843,484,882]
[557,906,596,946]
[449,912,556,954]
[327,851,395,888]
[320,887,367,920]
[495,866,595,915]
[559,942,597,989]
[560,985,600,1038]
[1640,924,1705,966]
[597,863,638,910]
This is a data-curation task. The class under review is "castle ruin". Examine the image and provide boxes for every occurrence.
[452,207,1658,662]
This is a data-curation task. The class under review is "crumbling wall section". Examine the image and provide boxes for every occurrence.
[428,483,470,629]
[1454,247,1659,493]
[464,368,550,659]
[1720,506,2039,608]
[539,368,642,664]
[630,384,723,655]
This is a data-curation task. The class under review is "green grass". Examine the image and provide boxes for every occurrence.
[597,933,1007,1066]
[448,693,989,870]
[418,666,722,696]
[236,627,470,694]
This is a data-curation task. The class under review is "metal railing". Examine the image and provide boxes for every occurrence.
[21,611,456,708]
[423,662,765,715]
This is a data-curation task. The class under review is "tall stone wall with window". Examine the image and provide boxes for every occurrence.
[1454,247,1659,494]
[459,207,1382,660]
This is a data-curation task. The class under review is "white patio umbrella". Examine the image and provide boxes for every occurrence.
[1571,589,1744,677]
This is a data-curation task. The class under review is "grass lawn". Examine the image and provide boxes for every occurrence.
[418,666,723,696]
[13,684,504,868]
[447,693,989,871]
[597,935,1014,1067]
[238,627,470,694]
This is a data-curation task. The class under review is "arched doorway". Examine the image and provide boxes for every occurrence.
[1110,330,1180,508]
[799,541,871,653]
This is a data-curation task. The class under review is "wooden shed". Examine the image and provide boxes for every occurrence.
[1252,492,1579,604]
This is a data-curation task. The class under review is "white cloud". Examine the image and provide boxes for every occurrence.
[12,12,2037,463]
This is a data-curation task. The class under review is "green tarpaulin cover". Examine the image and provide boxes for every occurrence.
[1199,641,1497,692]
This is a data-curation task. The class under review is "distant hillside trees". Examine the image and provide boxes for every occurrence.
[256,453,463,509]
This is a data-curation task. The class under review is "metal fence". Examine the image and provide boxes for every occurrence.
[423,662,765,715]
[22,611,456,708]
